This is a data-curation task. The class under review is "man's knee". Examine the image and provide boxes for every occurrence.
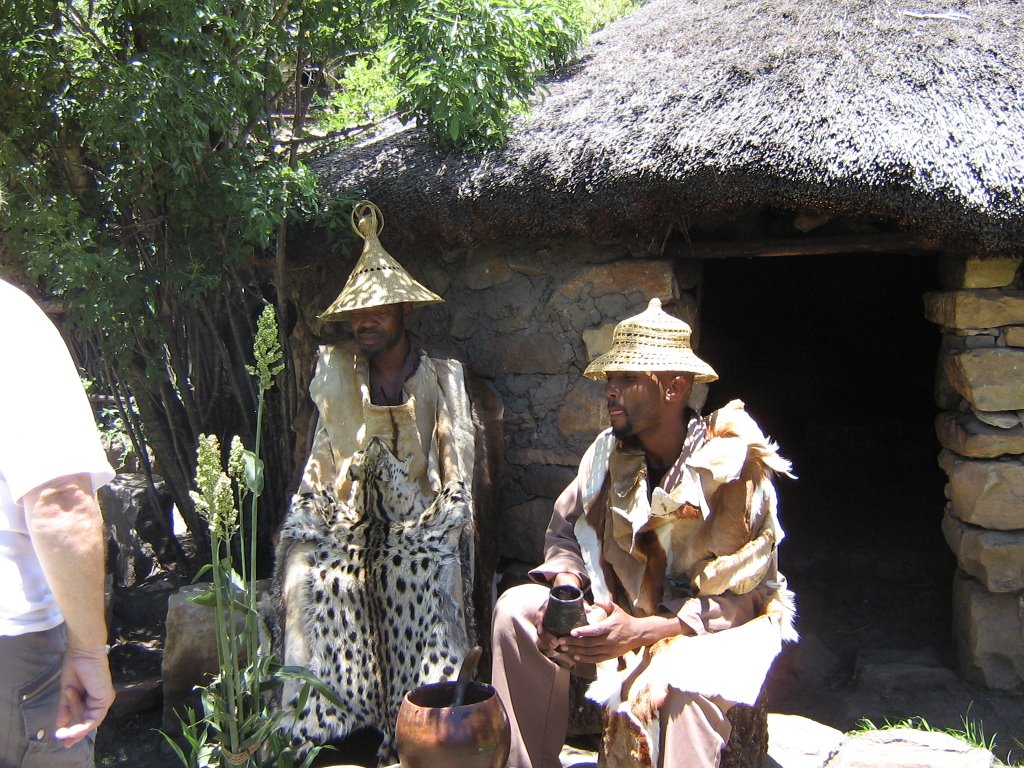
[493,583,548,635]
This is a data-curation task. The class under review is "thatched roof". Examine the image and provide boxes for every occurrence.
[313,0,1024,254]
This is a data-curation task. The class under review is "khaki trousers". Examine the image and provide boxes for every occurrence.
[491,584,732,768]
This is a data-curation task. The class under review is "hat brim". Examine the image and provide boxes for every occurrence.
[583,347,719,383]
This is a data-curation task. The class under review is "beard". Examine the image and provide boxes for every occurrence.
[357,329,401,358]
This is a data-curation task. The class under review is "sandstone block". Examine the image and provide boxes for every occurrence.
[942,512,1024,593]
[952,569,1024,690]
[162,583,221,732]
[582,323,615,363]
[557,378,607,439]
[462,253,513,290]
[972,408,1021,428]
[939,450,1024,530]
[942,348,1024,411]
[766,713,845,768]
[553,261,677,307]
[935,411,1024,458]
[1003,326,1024,347]
[939,253,1021,290]
[924,289,1024,330]
[162,580,272,733]
[933,347,961,411]
[829,727,995,768]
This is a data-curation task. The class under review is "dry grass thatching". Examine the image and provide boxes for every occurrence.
[313,0,1024,253]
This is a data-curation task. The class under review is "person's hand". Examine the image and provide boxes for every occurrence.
[535,573,582,669]
[54,648,114,747]
[554,601,649,664]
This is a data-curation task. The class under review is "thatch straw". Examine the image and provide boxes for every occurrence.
[313,0,1024,254]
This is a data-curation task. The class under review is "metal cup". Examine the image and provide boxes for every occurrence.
[542,584,587,637]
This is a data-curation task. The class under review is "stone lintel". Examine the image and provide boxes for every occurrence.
[939,252,1022,289]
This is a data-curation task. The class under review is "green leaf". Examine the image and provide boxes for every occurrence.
[242,450,265,496]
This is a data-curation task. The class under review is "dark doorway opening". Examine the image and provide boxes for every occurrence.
[698,252,954,670]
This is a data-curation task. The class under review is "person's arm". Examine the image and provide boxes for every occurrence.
[23,473,114,746]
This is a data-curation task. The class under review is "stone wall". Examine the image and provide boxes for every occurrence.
[403,238,699,570]
[924,253,1024,689]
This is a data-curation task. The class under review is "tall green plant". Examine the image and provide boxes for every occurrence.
[164,305,338,768]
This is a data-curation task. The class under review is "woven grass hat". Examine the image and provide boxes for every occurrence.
[318,200,443,321]
[584,298,718,383]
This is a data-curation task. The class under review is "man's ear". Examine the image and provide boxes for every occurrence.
[664,374,693,403]
[402,303,413,320]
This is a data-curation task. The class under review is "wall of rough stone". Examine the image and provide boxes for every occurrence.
[402,238,700,570]
[924,253,1024,690]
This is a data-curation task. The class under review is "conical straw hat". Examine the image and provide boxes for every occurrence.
[584,298,718,383]
[318,201,443,320]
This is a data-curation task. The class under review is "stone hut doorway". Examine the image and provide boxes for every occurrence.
[698,252,955,668]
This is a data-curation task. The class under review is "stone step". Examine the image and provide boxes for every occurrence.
[556,714,999,768]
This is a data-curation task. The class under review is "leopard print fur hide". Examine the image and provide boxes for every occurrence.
[273,437,475,765]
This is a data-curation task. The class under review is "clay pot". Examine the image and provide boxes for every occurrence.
[395,680,511,768]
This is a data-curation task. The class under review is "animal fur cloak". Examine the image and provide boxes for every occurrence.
[271,340,501,766]
[574,400,798,768]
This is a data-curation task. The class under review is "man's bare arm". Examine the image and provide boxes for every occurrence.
[23,472,114,745]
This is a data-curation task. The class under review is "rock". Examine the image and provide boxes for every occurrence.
[1002,326,1024,347]
[498,498,554,564]
[109,679,162,720]
[557,378,608,439]
[766,713,844,768]
[938,450,1024,530]
[942,512,1024,593]
[825,727,995,767]
[952,570,1024,690]
[552,261,677,309]
[518,464,576,500]
[470,330,570,375]
[507,447,580,468]
[935,411,1024,459]
[942,348,1024,411]
[767,633,842,695]
[852,647,959,692]
[161,583,220,733]
[970,408,1021,429]
[97,473,175,588]
[162,580,273,733]
[924,289,1024,330]
[462,253,514,290]
[939,254,1022,290]
[582,323,615,363]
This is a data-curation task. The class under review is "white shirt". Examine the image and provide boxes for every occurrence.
[0,278,115,635]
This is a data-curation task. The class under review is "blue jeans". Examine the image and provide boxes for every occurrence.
[0,626,94,768]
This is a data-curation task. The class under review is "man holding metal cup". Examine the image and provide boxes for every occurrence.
[490,298,798,768]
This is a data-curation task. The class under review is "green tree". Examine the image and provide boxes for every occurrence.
[0,0,581,566]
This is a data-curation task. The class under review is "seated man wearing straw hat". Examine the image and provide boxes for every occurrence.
[273,201,499,762]
[491,298,797,768]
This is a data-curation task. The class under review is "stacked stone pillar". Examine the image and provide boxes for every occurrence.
[924,253,1024,690]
